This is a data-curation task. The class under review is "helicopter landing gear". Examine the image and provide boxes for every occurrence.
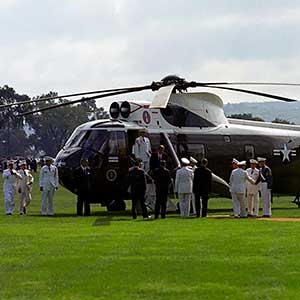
[107,199,126,211]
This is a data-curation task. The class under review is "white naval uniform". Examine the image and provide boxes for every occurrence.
[3,169,22,214]
[132,136,151,171]
[230,168,255,217]
[246,167,260,216]
[175,166,194,217]
[39,164,59,215]
[17,169,34,213]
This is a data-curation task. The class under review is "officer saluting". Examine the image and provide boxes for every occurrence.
[17,161,34,215]
[246,159,260,217]
[3,161,22,215]
[39,156,59,216]
[257,157,273,217]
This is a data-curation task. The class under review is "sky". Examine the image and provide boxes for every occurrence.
[1,0,300,109]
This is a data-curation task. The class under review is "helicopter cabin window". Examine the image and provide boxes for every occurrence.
[161,105,215,128]
[245,145,255,159]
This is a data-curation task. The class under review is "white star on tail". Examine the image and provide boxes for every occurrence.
[280,144,292,162]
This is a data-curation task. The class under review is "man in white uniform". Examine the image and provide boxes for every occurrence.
[230,161,255,218]
[246,159,260,217]
[17,161,34,215]
[132,130,151,171]
[3,161,22,215]
[175,158,194,217]
[39,156,59,216]
[257,157,273,217]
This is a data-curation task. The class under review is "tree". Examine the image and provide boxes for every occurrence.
[272,118,295,125]
[25,93,109,156]
[227,113,265,122]
[0,85,31,157]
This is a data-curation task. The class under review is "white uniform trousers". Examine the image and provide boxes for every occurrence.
[261,182,271,216]
[232,192,246,217]
[179,193,191,217]
[4,187,15,214]
[247,193,259,216]
[142,160,150,172]
[19,190,31,213]
[41,187,55,215]
[190,194,196,215]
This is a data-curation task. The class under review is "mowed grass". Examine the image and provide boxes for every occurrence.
[1,174,300,299]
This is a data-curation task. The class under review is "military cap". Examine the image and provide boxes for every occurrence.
[44,156,53,161]
[189,157,198,164]
[181,158,190,165]
[257,157,266,162]
[249,159,258,164]
[237,160,246,166]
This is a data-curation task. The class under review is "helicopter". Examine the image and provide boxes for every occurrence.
[3,75,300,210]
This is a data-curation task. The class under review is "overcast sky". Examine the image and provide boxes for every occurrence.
[1,0,300,108]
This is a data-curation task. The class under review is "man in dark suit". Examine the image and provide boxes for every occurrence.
[150,145,167,171]
[128,160,150,219]
[193,158,212,217]
[153,160,172,219]
[74,158,91,216]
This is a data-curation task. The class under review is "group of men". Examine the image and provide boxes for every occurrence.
[229,157,273,218]
[2,156,59,216]
[129,136,213,219]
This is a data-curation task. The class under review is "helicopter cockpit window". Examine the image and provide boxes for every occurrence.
[161,105,215,128]
[83,130,109,153]
[64,130,87,148]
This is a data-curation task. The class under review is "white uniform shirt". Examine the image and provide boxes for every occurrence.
[175,166,194,194]
[3,169,21,189]
[246,167,260,194]
[132,136,151,161]
[39,165,59,190]
[17,169,34,192]
[230,168,254,194]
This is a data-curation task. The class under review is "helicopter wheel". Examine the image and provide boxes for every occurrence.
[107,199,126,211]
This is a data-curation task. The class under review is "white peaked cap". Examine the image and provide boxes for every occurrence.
[257,157,266,162]
[232,158,239,164]
[181,158,190,165]
[189,157,198,164]
[237,160,246,166]
[250,159,258,164]
[44,156,53,161]
[20,160,27,165]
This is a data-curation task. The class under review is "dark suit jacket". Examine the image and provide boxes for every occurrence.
[153,166,172,193]
[128,167,147,197]
[74,167,91,197]
[150,152,168,170]
[193,166,212,195]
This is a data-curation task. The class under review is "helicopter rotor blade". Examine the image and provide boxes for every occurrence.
[0,85,153,110]
[18,86,152,117]
[197,84,298,102]
[196,82,300,87]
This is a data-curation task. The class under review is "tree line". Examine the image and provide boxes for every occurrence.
[0,85,109,158]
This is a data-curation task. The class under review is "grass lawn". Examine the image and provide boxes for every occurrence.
[1,174,300,299]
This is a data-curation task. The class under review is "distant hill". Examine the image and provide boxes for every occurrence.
[224,101,300,124]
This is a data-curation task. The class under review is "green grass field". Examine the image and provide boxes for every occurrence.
[1,174,300,300]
